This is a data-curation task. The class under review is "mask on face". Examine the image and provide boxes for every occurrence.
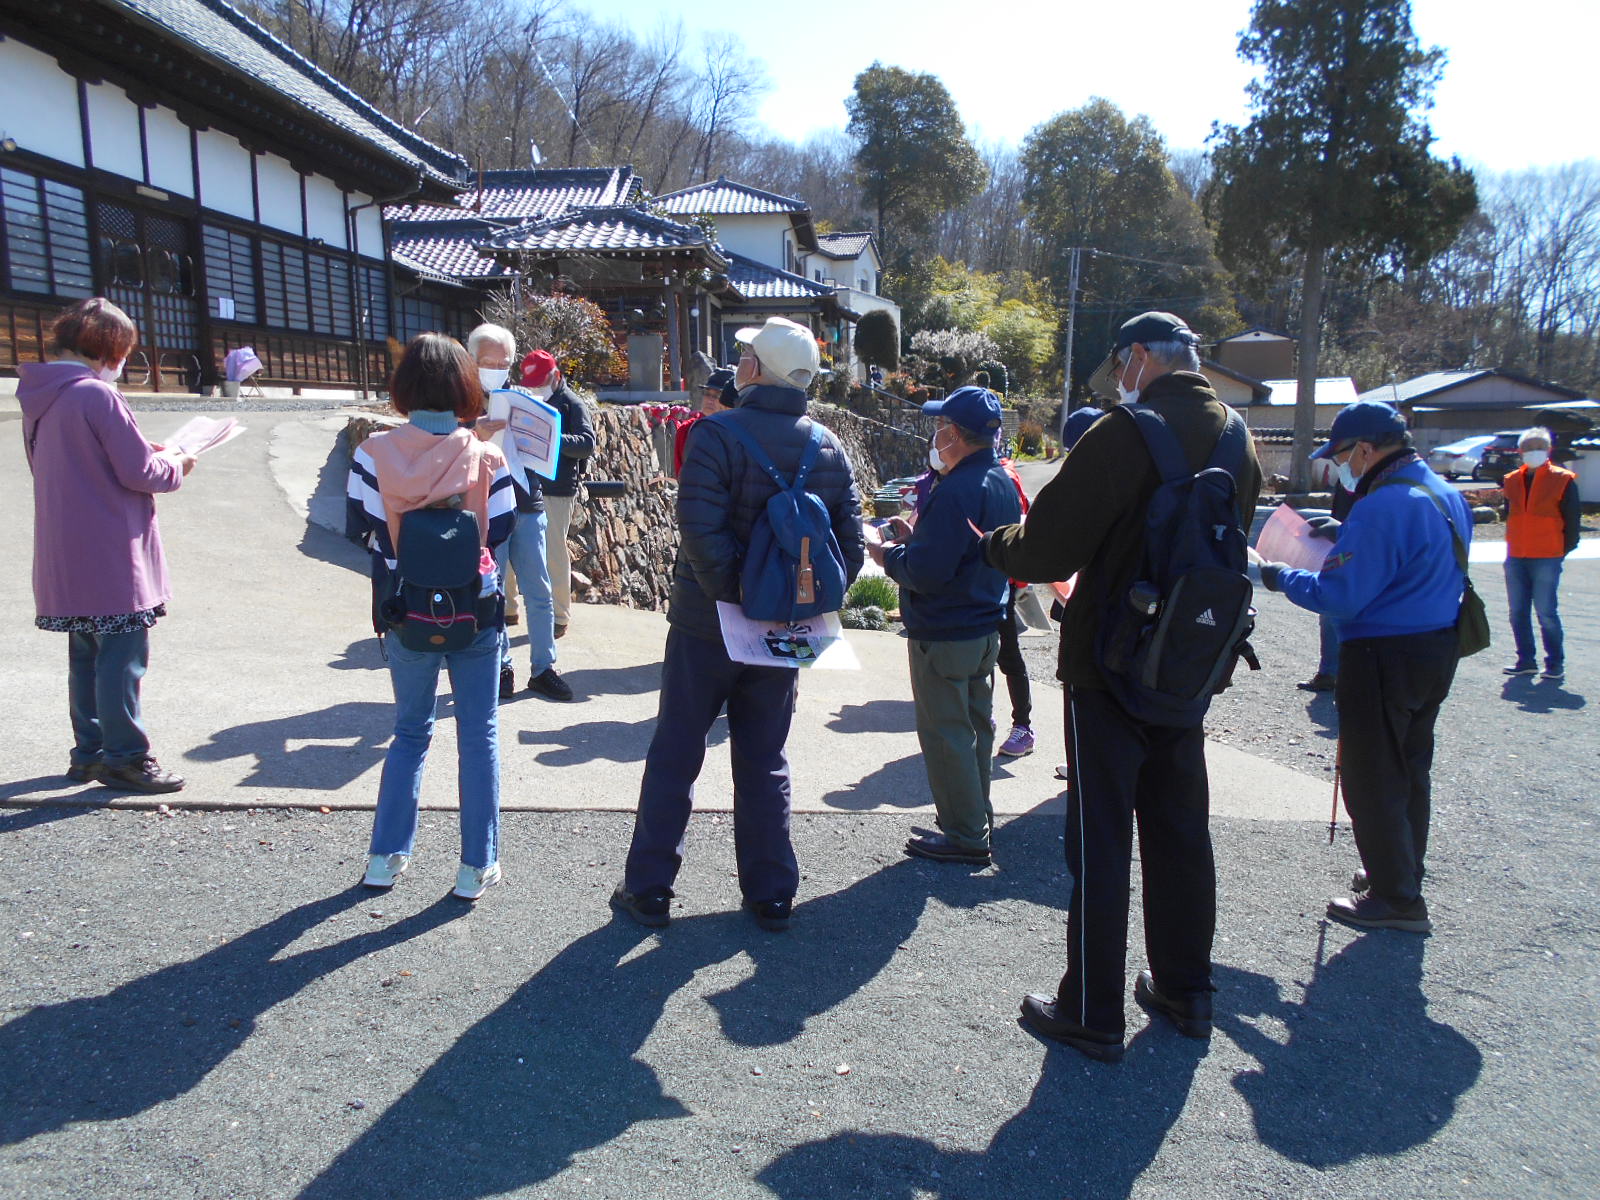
[1336,447,1363,492]
[1521,449,1549,468]
[98,359,125,384]
[478,367,509,391]
[927,436,945,473]
[1114,352,1144,404]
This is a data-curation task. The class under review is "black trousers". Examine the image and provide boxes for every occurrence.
[1057,686,1214,1036]
[1335,628,1458,907]
[995,592,1031,727]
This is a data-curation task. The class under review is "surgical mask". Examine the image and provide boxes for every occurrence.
[478,367,509,391]
[928,437,945,473]
[1336,460,1358,491]
[98,359,125,383]
[1114,353,1144,404]
[1521,450,1549,468]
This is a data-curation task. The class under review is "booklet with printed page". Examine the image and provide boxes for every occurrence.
[716,603,859,670]
[486,386,562,488]
[164,416,244,457]
[1254,504,1333,572]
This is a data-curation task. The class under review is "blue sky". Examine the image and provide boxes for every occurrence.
[567,0,1584,172]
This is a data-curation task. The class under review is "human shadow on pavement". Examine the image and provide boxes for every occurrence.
[327,637,386,672]
[1499,676,1586,712]
[555,663,663,699]
[756,1024,1204,1200]
[298,814,1068,1199]
[825,699,917,735]
[1218,927,1481,1166]
[1303,691,1339,737]
[0,776,106,804]
[0,796,112,833]
[185,701,393,789]
[820,752,930,811]
[0,889,465,1146]
[518,714,726,767]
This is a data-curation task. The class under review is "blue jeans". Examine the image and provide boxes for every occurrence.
[67,628,151,768]
[1504,556,1564,670]
[1317,613,1342,678]
[498,509,556,676]
[371,625,501,868]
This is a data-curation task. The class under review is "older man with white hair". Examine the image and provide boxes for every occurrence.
[466,322,568,703]
[1501,426,1580,682]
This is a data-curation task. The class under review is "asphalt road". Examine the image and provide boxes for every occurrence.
[2,411,1597,1199]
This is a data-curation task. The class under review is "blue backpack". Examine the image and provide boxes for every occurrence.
[379,502,497,653]
[715,417,848,625]
[1095,405,1258,727]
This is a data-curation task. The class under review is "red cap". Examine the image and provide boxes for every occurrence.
[520,349,558,387]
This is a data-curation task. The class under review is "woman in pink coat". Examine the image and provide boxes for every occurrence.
[19,298,196,793]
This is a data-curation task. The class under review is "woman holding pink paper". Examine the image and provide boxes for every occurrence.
[18,298,196,793]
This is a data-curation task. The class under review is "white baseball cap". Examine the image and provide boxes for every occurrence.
[734,316,820,388]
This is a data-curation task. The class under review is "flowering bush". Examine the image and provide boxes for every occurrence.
[484,287,626,383]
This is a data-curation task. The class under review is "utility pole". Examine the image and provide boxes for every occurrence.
[1060,246,1082,432]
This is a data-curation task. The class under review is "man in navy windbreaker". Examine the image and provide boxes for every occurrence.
[1258,401,1471,935]
[870,386,1021,866]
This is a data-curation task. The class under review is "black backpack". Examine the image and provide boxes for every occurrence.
[1096,405,1258,727]
[378,501,497,653]
[714,416,848,624]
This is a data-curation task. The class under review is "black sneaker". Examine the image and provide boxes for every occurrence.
[1503,662,1537,676]
[100,757,185,794]
[1327,893,1431,934]
[904,833,990,865]
[1018,993,1124,1062]
[65,760,104,784]
[1134,970,1212,1038]
[1297,672,1337,692]
[499,664,516,701]
[611,883,671,927]
[744,898,792,932]
[527,668,574,702]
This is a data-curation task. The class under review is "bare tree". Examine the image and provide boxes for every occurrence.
[692,33,767,182]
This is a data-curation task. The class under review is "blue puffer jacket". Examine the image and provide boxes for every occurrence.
[670,384,865,641]
[884,446,1021,642]
[1277,456,1471,640]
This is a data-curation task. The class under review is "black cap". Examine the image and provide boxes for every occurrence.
[1114,311,1201,354]
[705,366,736,391]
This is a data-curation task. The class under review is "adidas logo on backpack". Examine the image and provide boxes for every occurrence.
[1195,608,1217,627]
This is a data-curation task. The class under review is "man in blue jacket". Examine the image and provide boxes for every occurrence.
[616,317,864,932]
[871,386,1021,866]
[1258,400,1471,934]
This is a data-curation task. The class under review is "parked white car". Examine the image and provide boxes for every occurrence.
[1427,435,1496,480]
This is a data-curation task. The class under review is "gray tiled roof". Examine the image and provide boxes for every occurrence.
[107,0,468,188]
[483,206,722,256]
[1357,371,1485,404]
[725,252,834,301]
[813,231,874,258]
[386,168,643,222]
[656,177,809,216]
[389,222,513,281]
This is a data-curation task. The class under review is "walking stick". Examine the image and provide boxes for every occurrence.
[1328,738,1342,845]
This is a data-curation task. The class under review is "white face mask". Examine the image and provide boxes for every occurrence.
[1521,449,1549,468]
[928,437,945,473]
[98,359,126,384]
[1336,460,1358,491]
[1114,352,1144,404]
[478,367,509,391]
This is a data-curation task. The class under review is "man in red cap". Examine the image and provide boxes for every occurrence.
[521,350,596,646]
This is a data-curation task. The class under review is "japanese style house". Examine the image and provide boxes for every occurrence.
[0,0,470,395]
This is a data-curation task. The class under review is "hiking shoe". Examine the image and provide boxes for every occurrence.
[65,760,104,784]
[1019,994,1124,1062]
[611,883,671,928]
[1503,662,1537,676]
[1297,672,1337,692]
[499,664,516,701]
[363,853,411,889]
[1351,867,1370,893]
[527,668,574,702]
[745,898,792,932]
[1327,893,1431,934]
[452,861,502,900]
[904,833,991,866]
[554,622,568,640]
[100,757,185,794]
[1541,666,1565,682]
[1135,970,1212,1038]
[998,725,1035,757]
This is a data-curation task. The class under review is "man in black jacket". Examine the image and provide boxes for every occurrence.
[616,317,864,932]
[871,386,1020,866]
[520,350,596,642]
[985,311,1261,1062]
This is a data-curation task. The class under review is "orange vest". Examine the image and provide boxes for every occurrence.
[1504,461,1575,558]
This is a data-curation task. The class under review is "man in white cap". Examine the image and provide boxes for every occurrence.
[615,317,864,932]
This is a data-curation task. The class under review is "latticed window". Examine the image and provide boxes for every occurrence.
[202,225,257,323]
[356,264,390,341]
[396,294,443,342]
[0,169,93,298]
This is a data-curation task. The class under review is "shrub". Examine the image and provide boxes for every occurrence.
[840,605,891,631]
[1017,418,1046,456]
[846,574,899,611]
[856,309,900,370]
[483,286,625,382]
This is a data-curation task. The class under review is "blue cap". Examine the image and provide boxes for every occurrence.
[1310,400,1407,459]
[922,385,1003,434]
[1062,406,1104,450]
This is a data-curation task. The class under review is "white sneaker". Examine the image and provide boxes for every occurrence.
[452,861,502,900]
[363,852,410,889]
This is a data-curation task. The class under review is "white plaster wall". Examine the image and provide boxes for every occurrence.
[196,129,254,219]
[84,81,143,180]
[144,106,193,196]
[255,154,303,235]
[350,197,384,259]
[304,175,347,249]
[5,41,85,168]
[714,214,789,270]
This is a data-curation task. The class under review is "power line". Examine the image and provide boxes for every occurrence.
[1085,247,1216,273]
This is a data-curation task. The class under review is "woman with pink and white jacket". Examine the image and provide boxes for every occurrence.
[19,298,196,794]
